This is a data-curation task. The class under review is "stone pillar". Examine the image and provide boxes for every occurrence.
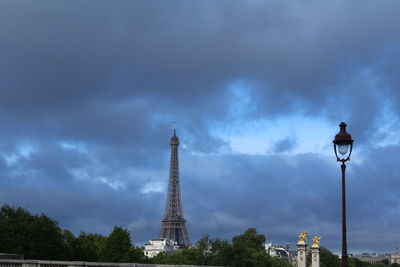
[297,242,307,267]
[311,245,320,267]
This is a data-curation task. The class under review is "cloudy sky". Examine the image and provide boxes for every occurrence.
[1,0,400,254]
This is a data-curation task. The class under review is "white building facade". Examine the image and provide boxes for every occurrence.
[144,239,179,258]
[265,243,290,262]
[391,252,400,264]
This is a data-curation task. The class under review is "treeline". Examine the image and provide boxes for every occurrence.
[152,228,291,267]
[0,205,291,266]
[2,205,398,267]
[0,205,145,262]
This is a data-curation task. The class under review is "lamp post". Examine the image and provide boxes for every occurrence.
[333,122,354,267]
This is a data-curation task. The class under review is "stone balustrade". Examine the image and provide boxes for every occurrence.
[0,259,222,267]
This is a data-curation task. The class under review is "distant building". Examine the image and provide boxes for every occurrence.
[354,253,390,264]
[265,243,290,262]
[391,252,400,264]
[144,238,179,258]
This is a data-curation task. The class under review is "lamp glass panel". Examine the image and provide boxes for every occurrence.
[338,144,349,155]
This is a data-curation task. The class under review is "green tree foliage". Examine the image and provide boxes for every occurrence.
[229,228,291,267]
[151,228,291,267]
[0,204,365,267]
[350,257,370,267]
[129,246,149,264]
[227,228,291,267]
[100,226,134,262]
[195,235,233,266]
[151,247,199,265]
[319,247,340,267]
[231,228,271,267]
[207,238,234,266]
[232,228,266,251]
[63,231,107,261]
[380,259,390,265]
[0,205,66,260]
[349,257,396,267]
[0,205,148,263]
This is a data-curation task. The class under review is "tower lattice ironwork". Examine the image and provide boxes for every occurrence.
[159,128,191,248]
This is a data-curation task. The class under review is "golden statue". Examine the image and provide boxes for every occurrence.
[312,236,321,247]
[298,232,308,244]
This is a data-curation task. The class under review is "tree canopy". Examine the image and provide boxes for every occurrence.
[151,228,292,267]
[100,226,134,262]
[0,205,145,262]
[0,205,65,260]
[3,204,394,267]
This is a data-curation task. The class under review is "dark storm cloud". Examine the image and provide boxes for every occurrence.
[1,0,400,137]
[1,139,398,252]
[182,146,400,252]
[271,138,297,153]
[0,141,164,239]
[0,0,399,254]
[0,0,233,154]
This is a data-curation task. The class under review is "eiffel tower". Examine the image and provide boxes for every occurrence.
[159,127,191,248]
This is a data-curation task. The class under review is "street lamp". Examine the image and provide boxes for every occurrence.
[333,122,354,267]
